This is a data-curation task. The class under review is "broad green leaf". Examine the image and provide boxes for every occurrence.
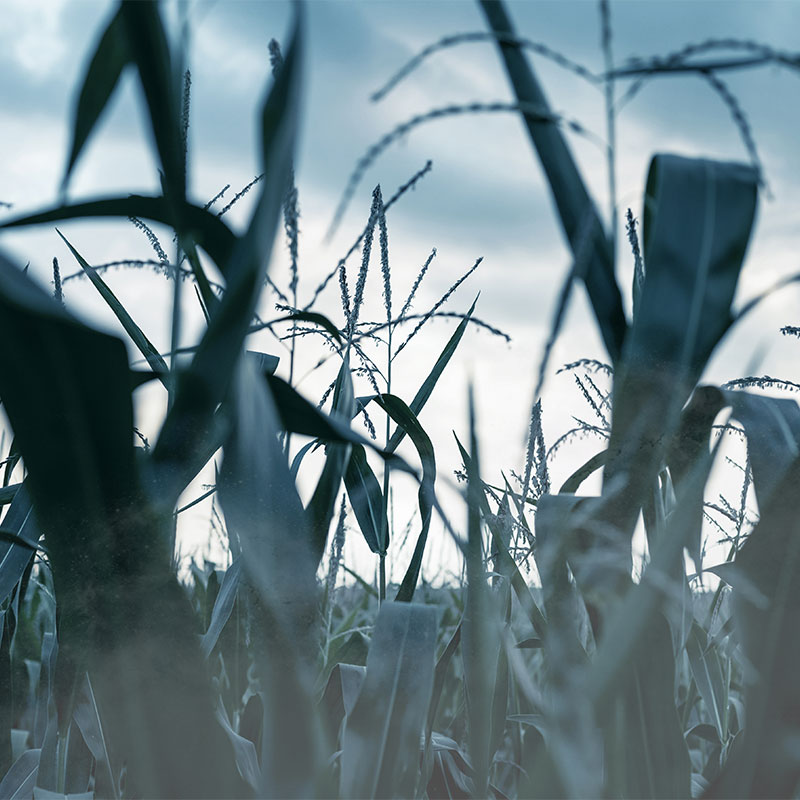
[62,6,129,191]
[604,617,692,799]
[58,231,169,381]
[344,445,388,555]
[0,249,140,710]
[601,155,758,573]
[478,1,627,363]
[340,602,436,799]
[0,749,41,800]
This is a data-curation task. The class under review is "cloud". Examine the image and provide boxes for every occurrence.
[0,0,70,80]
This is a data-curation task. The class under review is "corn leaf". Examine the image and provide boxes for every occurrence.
[686,622,728,743]
[119,1,185,201]
[340,602,436,799]
[387,296,477,454]
[707,455,800,797]
[58,231,169,381]
[478,0,627,363]
[306,356,354,563]
[454,435,547,639]
[365,394,435,602]
[461,389,497,797]
[0,484,37,609]
[153,10,302,503]
[601,155,758,573]
[344,445,388,555]
[0,749,41,800]
[199,557,242,660]
[218,361,318,798]
[0,196,236,277]
[62,6,129,191]
[72,675,118,800]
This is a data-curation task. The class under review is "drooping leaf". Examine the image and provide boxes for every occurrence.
[276,311,342,344]
[603,616,692,799]
[600,154,758,575]
[0,197,236,277]
[0,250,245,798]
[340,602,436,799]
[214,699,261,794]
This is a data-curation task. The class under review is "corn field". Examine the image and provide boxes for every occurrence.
[0,1,799,798]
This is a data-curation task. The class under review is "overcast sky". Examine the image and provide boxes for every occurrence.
[2,0,800,583]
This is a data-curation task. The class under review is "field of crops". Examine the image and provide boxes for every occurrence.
[0,1,799,798]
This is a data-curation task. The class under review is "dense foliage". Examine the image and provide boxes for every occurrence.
[0,1,798,798]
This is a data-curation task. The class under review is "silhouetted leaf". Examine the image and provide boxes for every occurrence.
[62,6,129,191]
[479,1,627,362]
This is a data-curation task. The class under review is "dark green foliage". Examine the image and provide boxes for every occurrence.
[0,0,797,797]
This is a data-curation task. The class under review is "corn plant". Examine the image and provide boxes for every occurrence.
[0,1,799,799]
